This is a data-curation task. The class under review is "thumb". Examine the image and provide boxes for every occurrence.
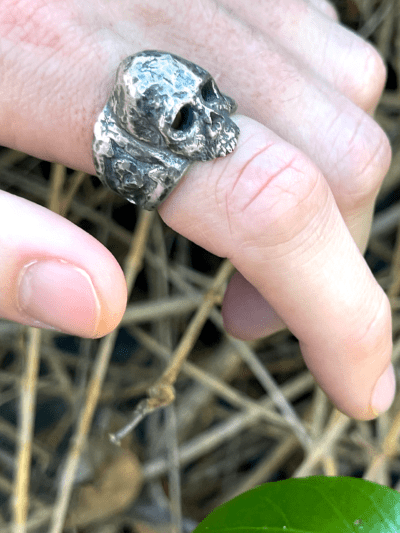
[0,190,127,338]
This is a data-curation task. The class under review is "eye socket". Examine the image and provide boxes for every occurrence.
[171,105,194,131]
[201,79,218,102]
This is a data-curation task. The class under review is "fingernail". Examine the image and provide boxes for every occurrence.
[18,259,100,337]
[370,364,396,417]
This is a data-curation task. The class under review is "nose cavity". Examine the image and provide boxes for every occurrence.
[204,109,220,125]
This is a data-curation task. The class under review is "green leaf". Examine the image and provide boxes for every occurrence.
[193,476,400,532]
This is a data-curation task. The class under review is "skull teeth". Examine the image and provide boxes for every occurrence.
[218,139,237,157]
[219,139,238,158]
[227,140,237,153]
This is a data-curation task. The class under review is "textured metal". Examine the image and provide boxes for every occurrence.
[93,51,240,210]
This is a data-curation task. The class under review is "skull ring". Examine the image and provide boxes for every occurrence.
[92,51,240,210]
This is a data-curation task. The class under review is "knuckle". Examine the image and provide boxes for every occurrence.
[337,116,391,208]
[223,139,321,241]
[356,42,387,108]
[364,43,387,89]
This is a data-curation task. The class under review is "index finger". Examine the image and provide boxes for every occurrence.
[159,115,394,420]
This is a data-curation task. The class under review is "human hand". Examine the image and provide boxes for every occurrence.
[0,0,393,419]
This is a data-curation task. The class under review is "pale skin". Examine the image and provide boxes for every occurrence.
[0,0,395,419]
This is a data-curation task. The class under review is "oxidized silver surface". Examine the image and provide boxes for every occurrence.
[93,51,240,210]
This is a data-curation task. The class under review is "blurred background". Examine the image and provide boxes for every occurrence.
[0,0,399,532]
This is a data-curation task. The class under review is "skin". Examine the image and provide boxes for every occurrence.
[0,0,394,419]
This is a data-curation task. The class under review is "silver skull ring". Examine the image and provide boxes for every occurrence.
[92,51,240,210]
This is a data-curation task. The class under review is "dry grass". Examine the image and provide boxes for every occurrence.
[0,1,400,532]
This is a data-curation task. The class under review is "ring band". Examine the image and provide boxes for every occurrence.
[92,51,240,210]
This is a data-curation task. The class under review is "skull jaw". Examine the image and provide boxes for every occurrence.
[168,118,240,161]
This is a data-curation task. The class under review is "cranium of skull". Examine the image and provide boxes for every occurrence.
[110,51,240,161]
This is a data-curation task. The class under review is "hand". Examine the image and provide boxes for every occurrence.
[0,0,394,419]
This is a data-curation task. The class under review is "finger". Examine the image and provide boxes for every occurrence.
[222,271,286,339]
[218,0,386,114]
[0,191,127,338]
[159,116,394,420]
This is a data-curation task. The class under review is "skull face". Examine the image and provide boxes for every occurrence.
[110,51,240,161]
